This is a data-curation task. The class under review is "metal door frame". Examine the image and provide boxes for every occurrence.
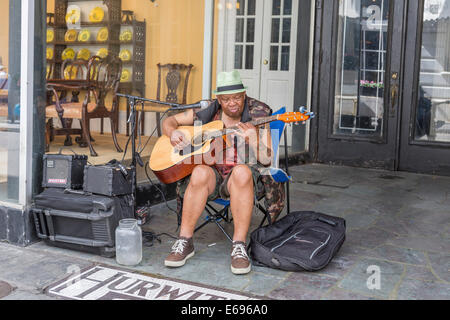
[311,0,407,170]
[398,0,450,175]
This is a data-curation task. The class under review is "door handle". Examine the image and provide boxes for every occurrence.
[390,83,398,114]
[263,59,269,65]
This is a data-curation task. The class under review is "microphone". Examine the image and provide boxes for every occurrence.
[168,100,210,111]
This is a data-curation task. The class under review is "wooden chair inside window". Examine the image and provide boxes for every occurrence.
[45,55,123,156]
[138,63,194,136]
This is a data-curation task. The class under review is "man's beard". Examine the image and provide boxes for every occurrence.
[222,106,243,119]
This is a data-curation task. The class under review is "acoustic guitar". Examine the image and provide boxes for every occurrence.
[149,110,315,184]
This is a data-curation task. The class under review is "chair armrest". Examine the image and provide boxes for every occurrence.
[260,167,291,183]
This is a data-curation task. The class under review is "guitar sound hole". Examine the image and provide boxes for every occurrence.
[178,144,194,156]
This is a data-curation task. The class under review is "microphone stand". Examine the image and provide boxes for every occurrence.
[116,93,185,219]
[116,93,205,219]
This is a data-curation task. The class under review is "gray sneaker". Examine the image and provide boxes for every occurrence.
[230,241,251,275]
[164,237,195,267]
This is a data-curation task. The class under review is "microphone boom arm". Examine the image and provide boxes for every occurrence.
[115,93,204,110]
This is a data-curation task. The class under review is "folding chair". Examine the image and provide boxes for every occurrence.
[187,107,292,242]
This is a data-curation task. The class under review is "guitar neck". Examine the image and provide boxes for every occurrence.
[219,115,279,134]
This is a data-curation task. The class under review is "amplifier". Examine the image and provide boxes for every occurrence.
[83,163,134,196]
[42,154,88,189]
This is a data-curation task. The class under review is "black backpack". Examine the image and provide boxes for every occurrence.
[249,211,346,272]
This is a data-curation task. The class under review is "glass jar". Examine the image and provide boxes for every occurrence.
[115,219,142,266]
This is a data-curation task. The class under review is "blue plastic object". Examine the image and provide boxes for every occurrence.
[14,104,20,117]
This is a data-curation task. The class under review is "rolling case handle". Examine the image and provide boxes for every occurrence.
[31,209,49,239]
[44,208,113,221]
[43,209,112,246]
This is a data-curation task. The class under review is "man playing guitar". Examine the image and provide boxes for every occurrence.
[162,70,284,275]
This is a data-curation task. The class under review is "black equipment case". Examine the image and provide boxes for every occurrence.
[42,154,88,189]
[83,163,134,197]
[32,188,134,257]
[249,211,346,272]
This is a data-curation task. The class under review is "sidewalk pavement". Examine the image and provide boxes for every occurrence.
[0,164,449,300]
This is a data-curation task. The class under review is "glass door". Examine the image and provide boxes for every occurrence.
[398,0,450,175]
[317,0,405,169]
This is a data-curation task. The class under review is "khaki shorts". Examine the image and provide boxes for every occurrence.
[177,165,264,202]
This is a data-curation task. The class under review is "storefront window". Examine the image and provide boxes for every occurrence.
[0,1,21,203]
[414,0,450,143]
[44,0,206,186]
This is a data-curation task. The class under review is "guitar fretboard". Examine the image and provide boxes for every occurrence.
[206,115,279,139]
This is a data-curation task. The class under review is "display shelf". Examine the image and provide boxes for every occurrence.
[47,0,146,135]
[47,0,145,96]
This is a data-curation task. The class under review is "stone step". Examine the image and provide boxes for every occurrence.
[421,58,444,73]
[419,72,450,87]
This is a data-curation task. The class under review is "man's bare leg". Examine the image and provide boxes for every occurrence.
[227,165,254,242]
[179,165,217,238]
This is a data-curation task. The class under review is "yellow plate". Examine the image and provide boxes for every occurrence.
[64,66,78,80]
[47,29,54,43]
[61,48,75,60]
[89,7,105,23]
[78,29,91,42]
[77,48,91,61]
[119,49,132,62]
[119,30,133,42]
[120,69,131,82]
[96,48,108,59]
[46,64,51,78]
[64,29,78,42]
[46,47,54,60]
[66,8,81,25]
[97,27,109,42]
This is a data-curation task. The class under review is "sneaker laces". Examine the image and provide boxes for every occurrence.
[171,239,188,255]
[231,243,249,260]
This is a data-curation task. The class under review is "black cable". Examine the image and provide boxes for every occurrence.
[121,107,171,164]
[138,109,171,154]
[142,230,178,247]
[144,160,179,216]
[58,147,93,165]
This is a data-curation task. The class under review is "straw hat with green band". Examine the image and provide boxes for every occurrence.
[213,70,247,95]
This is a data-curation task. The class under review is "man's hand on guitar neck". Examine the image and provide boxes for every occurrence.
[233,122,258,146]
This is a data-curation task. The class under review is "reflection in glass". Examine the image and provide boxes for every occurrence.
[272,0,281,15]
[245,45,254,69]
[284,0,293,15]
[247,0,256,15]
[246,18,255,42]
[236,0,245,16]
[235,45,243,69]
[0,0,20,203]
[334,0,389,137]
[236,18,244,42]
[270,46,278,70]
[281,46,290,71]
[271,18,280,43]
[282,18,291,43]
[415,0,450,143]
